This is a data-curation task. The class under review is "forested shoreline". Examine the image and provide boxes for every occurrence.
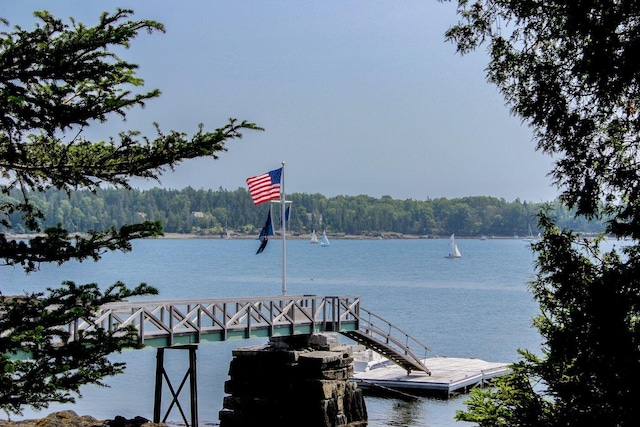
[1,187,605,238]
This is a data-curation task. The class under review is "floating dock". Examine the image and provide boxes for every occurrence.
[352,356,509,398]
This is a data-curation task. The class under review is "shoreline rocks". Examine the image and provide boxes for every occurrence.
[0,411,167,427]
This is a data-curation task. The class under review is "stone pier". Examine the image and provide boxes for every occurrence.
[219,333,367,427]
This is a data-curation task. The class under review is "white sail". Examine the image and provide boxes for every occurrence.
[445,234,461,258]
[310,229,319,244]
[522,225,535,241]
[320,230,330,247]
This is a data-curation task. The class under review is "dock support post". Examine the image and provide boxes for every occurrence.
[153,348,164,423]
[153,345,199,427]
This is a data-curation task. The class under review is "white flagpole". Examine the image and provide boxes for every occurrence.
[280,161,287,295]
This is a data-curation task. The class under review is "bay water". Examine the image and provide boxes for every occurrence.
[3,237,542,426]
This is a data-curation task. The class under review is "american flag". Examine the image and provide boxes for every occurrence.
[246,167,282,205]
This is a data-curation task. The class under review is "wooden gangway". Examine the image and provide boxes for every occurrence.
[72,295,359,346]
[67,294,431,374]
[57,294,434,426]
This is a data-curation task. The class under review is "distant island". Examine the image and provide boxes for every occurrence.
[1,187,605,238]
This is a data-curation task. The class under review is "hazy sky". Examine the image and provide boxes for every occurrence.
[4,1,559,202]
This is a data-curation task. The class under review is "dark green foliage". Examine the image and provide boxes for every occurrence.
[446,1,640,425]
[459,214,640,426]
[0,282,158,415]
[0,187,606,239]
[0,9,261,415]
[529,214,640,426]
[456,355,550,426]
[1,9,262,273]
[1,221,163,272]
[445,0,640,236]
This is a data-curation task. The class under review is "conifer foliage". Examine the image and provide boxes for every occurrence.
[0,9,261,414]
[446,1,640,425]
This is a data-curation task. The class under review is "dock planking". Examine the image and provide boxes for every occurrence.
[352,356,510,398]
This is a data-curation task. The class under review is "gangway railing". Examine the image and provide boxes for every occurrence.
[11,294,429,375]
[69,295,361,347]
[341,307,431,374]
[4,294,433,427]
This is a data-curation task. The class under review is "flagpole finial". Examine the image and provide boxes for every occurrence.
[282,161,285,166]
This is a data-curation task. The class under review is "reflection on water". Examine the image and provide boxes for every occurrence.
[388,399,426,426]
[366,395,470,427]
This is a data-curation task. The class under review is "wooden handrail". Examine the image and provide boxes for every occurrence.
[71,295,362,347]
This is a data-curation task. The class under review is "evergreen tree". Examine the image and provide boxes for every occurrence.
[446,1,640,425]
[0,9,261,414]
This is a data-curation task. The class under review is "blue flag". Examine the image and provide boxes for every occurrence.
[256,209,273,254]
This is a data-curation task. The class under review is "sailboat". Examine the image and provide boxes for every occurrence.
[320,230,330,247]
[445,234,461,258]
[522,225,540,242]
[310,229,319,244]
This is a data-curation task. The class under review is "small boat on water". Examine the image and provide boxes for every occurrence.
[352,345,395,372]
[522,225,540,242]
[320,230,330,247]
[445,234,461,258]
[310,229,319,244]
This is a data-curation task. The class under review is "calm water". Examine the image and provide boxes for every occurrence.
[3,237,542,426]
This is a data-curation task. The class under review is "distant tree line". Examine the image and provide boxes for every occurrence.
[0,187,606,237]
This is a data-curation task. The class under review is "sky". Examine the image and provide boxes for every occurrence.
[3,1,559,203]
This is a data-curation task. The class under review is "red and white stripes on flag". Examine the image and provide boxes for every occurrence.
[246,167,282,205]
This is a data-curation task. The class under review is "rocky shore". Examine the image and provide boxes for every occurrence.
[0,411,167,427]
